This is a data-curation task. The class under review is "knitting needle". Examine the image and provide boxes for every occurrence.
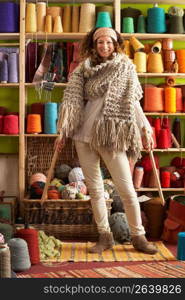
[149,150,165,206]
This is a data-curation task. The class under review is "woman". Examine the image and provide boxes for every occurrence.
[57,27,157,255]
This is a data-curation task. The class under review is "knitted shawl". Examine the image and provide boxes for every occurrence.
[58,53,143,161]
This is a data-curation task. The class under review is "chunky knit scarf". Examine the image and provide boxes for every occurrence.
[58,53,143,161]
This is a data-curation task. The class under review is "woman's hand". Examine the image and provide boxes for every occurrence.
[54,136,66,152]
[142,127,154,151]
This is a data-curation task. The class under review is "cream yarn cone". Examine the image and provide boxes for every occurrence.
[53,16,63,33]
[79,3,96,32]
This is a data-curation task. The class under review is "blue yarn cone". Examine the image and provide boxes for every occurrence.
[177,232,185,260]
[96,11,112,28]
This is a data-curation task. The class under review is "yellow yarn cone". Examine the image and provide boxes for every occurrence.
[53,16,63,33]
[26,3,37,33]
[45,15,52,33]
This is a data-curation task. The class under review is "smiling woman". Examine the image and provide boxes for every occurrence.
[56,27,157,256]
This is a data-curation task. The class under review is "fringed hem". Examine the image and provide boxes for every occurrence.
[90,117,143,162]
[57,102,84,138]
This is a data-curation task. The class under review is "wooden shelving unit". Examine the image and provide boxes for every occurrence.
[1,0,185,208]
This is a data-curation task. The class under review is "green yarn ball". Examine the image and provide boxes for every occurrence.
[109,212,131,244]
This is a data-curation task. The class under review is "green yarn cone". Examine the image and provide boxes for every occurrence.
[137,15,146,33]
[96,11,112,28]
[122,17,134,33]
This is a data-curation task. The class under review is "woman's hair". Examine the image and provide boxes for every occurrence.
[79,27,124,65]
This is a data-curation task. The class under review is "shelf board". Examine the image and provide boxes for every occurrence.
[0,83,19,87]
[0,134,19,137]
[25,82,67,87]
[145,112,185,116]
[0,33,19,40]
[136,188,185,191]
[138,73,185,77]
[142,148,185,152]
[26,33,86,40]
[121,33,185,40]
[121,0,185,4]
[25,134,59,137]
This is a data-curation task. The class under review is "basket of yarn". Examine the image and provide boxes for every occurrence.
[23,138,112,240]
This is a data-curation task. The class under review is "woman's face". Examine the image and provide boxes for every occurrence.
[96,36,115,59]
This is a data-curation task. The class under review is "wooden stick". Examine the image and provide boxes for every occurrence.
[149,150,165,206]
[41,148,58,203]
[171,133,180,148]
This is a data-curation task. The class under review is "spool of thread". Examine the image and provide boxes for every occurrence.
[162,38,173,50]
[158,129,170,149]
[147,5,166,33]
[0,2,18,33]
[133,166,144,188]
[0,115,3,133]
[161,171,171,187]
[79,3,96,32]
[30,173,46,185]
[172,118,181,146]
[163,50,176,72]
[134,52,146,73]
[153,117,161,139]
[8,53,19,83]
[3,114,19,134]
[45,15,52,33]
[44,102,58,134]
[162,117,171,148]
[72,6,80,32]
[169,16,184,33]
[0,59,8,83]
[176,50,185,73]
[96,5,114,25]
[25,3,37,33]
[137,15,146,33]
[129,36,145,51]
[164,87,176,113]
[96,11,112,28]
[31,102,44,130]
[0,244,11,278]
[151,41,162,53]
[0,223,13,242]
[46,6,62,28]
[175,88,183,112]
[177,232,185,260]
[123,40,131,57]
[122,17,134,33]
[36,2,46,32]
[8,238,31,272]
[121,6,141,32]
[27,114,42,134]
[144,86,164,112]
[16,227,40,265]
[147,53,164,73]
[63,5,72,32]
[53,16,63,33]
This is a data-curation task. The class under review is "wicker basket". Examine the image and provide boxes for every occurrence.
[23,198,112,240]
[24,137,112,240]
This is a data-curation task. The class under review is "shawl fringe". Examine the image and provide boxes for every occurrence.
[90,117,142,162]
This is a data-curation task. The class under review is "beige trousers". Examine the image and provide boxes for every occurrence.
[75,141,145,236]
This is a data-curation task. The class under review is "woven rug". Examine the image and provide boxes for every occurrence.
[41,241,175,262]
[17,261,185,278]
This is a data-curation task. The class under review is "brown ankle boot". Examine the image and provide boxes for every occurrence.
[132,235,158,255]
[89,232,114,254]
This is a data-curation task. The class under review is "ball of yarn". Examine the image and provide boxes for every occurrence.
[0,244,11,278]
[61,185,78,199]
[30,172,46,185]
[69,181,87,195]
[50,178,63,189]
[55,164,72,182]
[109,212,131,243]
[48,186,60,199]
[0,233,5,244]
[111,190,124,213]
[68,167,85,183]
[0,223,13,242]
[8,238,31,272]
[30,181,45,199]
